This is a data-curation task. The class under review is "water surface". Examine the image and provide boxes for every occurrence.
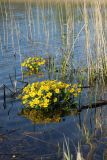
[0,1,107,159]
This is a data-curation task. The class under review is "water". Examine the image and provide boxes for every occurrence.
[0,1,107,159]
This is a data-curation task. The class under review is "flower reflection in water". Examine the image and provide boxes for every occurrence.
[20,107,78,124]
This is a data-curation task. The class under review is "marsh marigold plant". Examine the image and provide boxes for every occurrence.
[21,56,45,75]
[21,80,82,110]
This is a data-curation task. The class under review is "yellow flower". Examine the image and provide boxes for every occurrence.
[38,62,42,66]
[44,86,49,91]
[69,88,75,93]
[31,86,35,91]
[74,93,78,97]
[44,98,49,103]
[73,84,77,88]
[40,81,45,85]
[29,91,36,97]
[22,100,27,104]
[21,62,25,67]
[65,84,70,88]
[29,66,32,69]
[43,103,48,108]
[38,90,43,96]
[42,60,45,64]
[23,86,30,93]
[40,85,45,90]
[52,84,56,89]
[55,88,60,94]
[46,92,52,98]
[34,82,39,87]
[29,101,35,108]
[33,98,40,105]
[58,82,62,85]
[43,98,50,108]
[77,88,81,93]
[22,95,29,99]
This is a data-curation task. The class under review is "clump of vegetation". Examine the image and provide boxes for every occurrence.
[20,80,81,110]
[21,56,45,76]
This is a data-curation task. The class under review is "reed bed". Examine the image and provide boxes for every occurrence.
[0,0,107,83]
[0,0,107,4]
[83,0,107,84]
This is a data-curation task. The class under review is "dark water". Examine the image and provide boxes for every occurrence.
[0,1,107,160]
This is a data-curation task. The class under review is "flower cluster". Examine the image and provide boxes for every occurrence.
[21,80,81,109]
[21,56,45,75]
